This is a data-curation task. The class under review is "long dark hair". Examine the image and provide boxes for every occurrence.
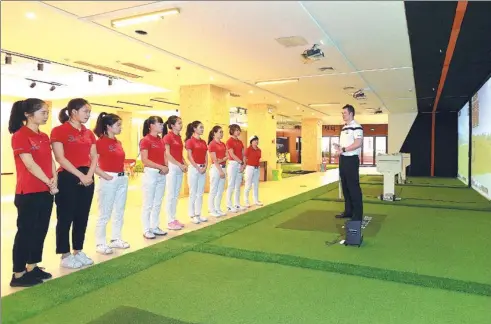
[185,120,202,141]
[58,98,90,123]
[94,112,121,138]
[229,123,241,135]
[8,98,46,134]
[208,125,222,144]
[142,116,164,137]
[163,115,180,136]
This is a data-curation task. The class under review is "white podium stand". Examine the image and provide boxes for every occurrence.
[376,153,407,201]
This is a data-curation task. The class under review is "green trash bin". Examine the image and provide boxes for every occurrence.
[272,169,282,181]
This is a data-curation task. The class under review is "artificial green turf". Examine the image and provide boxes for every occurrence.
[210,200,491,285]
[360,175,467,188]
[314,182,491,211]
[19,252,491,324]
[88,307,196,324]
[1,183,337,324]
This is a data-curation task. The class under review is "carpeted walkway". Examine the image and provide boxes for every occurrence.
[2,178,491,324]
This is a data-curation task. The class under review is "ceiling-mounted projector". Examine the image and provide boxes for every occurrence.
[301,44,324,63]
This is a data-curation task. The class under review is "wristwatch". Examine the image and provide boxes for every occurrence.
[342,147,346,153]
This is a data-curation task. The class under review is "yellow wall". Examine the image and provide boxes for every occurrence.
[246,104,277,180]
[301,118,322,171]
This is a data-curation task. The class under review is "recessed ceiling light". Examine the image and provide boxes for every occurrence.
[135,30,148,35]
[296,107,300,110]
[209,76,214,81]
[311,112,314,115]
[249,90,253,94]
[145,55,152,59]
[319,40,324,45]
[25,12,36,19]
[276,100,280,103]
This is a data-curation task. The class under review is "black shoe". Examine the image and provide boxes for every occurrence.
[10,273,43,288]
[335,212,352,219]
[28,267,53,280]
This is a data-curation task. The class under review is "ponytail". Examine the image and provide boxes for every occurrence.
[162,121,169,136]
[94,112,107,138]
[185,120,202,141]
[208,125,222,144]
[8,98,46,134]
[142,118,151,137]
[58,107,69,123]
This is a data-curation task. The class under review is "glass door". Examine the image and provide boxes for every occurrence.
[362,137,375,165]
[330,137,340,164]
[375,136,387,157]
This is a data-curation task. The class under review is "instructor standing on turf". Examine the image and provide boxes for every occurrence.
[333,104,364,221]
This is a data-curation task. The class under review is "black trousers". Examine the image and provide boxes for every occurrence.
[55,167,94,254]
[339,155,363,221]
[13,191,53,273]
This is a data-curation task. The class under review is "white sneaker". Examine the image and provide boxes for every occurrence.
[217,210,227,216]
[227,206,238,213]
[61,254,83,269]
[197,216,208,222]
[109,239,130,249]
[210,210,221,217]
[244,202,250,208]
[235,205,246,211]
[191,216,200,224]
[151,227,167,236]
[255,201,264,206]
[96,244,113,255]
[143,231,156,239]
[74,251,94,266]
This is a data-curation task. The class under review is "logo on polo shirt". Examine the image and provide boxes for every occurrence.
[151,143,160,148]
[67,135,79,142]
[108,144,117,152]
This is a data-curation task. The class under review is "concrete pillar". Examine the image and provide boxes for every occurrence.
[246,104,277,180]
[301,118,322,171]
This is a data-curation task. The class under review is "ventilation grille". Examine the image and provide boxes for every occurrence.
[319,67,334,72]
[229,92,241,97]
[343,86,355,91]
[120,62,155,72]
[74,61,142,78]
[275,36,309,47]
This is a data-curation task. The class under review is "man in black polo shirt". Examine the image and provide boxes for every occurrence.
[333,104,364,221]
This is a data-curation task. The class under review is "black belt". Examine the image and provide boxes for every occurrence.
[251,166,259,169]
[198,164,205,168]
[116,172,126,176]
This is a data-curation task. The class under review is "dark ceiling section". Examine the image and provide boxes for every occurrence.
[405,1,491,113]
[441,1,491,111]
[404,1,457,113]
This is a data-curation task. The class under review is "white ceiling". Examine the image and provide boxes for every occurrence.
[1,0,415,125]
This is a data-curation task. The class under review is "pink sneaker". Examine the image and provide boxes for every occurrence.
[175,220,185,227]
[167,221,182,231]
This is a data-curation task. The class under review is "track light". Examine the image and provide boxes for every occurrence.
[89,74,93,82]
[30,82,36,88]
[5,54,12,65]
[37,62,44,71]
[108,78,113,86]
[50,85,56,91]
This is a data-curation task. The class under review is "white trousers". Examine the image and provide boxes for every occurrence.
[244,165,260,204]
[188,165,206,217]
[141,167,166,232]
[208,165,226,212]
[95,173,129,245]
[226,161,243,208]
[165,162,183,223]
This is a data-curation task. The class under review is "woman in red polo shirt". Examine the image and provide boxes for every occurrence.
[93,112,130,254]
[185,120,208,224]
[163,115,187,230]
[226,124,246,213]
[207,125,228,217]
[51,98,97,269]
[140,116,169,239]
[8,98,57,287]
[244,135,264,207]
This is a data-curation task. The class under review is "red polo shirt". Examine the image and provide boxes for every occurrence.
[208,140,226,167]
[163,132,184,164]
[246,146,262,167]
[185,137,208,165]
[139,134,165,166]
[50,122,96,171]
[226,137,244,161]
[96,136,125,173]
[12,126,53,194]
